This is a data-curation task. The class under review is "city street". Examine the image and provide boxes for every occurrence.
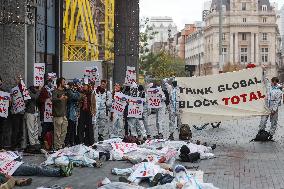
[17,106,284,189]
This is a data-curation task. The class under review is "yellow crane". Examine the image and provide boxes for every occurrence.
[63,0,114,62]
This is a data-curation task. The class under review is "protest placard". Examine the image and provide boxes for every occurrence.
[176,67,270,124]
[11,86,25,114]
[111,92,128,116]
[44,98,53,122]
[128,97,144,118]
[84,66,100,83]
[125,66,136,86]
[0,91,10,118]
[20,80,31,100]
[34,63,45,87]
[147,87,162,109]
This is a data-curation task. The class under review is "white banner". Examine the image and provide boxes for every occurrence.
[0,92,10,118]
[0,160,23,176]
[34,63,46,87]
[147,88,162,109]
[20,80,31,100]
[176,67,270,125]
[111,92,128,116]
[11,86,25,114]
[125,66,136,86]
[128,97,144,118]
[44,98,53,123]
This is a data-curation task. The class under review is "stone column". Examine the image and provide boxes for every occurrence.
[255,33,259,65]
[234,33,239,63]
[229,33,234,63]
[250,33,255,63]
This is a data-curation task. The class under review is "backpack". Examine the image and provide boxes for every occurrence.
[179,152,201,163]
[179,124,192,140]
[252,130,270,142]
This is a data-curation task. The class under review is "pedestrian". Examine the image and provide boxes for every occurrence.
[110,83,125,138]
[77,84,95,146]
[122,86,131,136]
[10,76,25,150]
[169,80,181,140]
[258,77,282,140]
[127,82,147,140]
[0,76,7,148]
[65,81,80,146]
[52,77,68,150]
[96,80,112,141]
[24,86,41,151]
[38,79,54,150]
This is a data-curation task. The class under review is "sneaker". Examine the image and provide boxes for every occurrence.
[151,173,163,186]
[99,152,110,161]
[98,134,104,142]
[158,133,163,139]
[268,134,273,140]
[147,135,151,139]
[211,144,217,150]
[93,159,103,168]
[168,133,174,141]
[60,162,74,177]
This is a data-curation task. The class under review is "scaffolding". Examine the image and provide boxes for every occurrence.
[63,0,114,62]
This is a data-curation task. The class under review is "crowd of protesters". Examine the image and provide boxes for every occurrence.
[0,75,181,153]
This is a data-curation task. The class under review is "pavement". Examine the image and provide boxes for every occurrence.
[15,106,284,189]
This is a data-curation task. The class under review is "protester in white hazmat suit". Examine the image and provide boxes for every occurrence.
[111,83,125,138]
[169,80,181,140]
[96,80,112,141]
[127,82,147,139]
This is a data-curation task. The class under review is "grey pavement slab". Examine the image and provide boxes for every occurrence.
[15,107,284,189]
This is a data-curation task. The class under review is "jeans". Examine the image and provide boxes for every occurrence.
[13,163,61,177]
[65,119,76,146]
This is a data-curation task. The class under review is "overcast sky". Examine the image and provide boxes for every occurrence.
[140,0,284,30]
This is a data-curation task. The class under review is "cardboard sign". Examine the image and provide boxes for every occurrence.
[47,73,57,88]
[147,88,162,109]
[125,66,136,86]
[84,66,100,83]
[176,67,270,124]
[111,92,128,116]
[20,80,31,100]
[44,98,53,122]
[0,92,10,118]
[34,63,46,87]
[0,160,23,175]
[127,97,144,118]
[11,86,25,113]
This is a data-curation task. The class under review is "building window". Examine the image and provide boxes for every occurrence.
[262,5,267,11]
[222,47,228,62]
[263,17,267,23]
[243,18,246,22]
[240,48,248,63]
[222,33,226,41]
[262,33,267,40]
[242,3,246,11]
[261,48,269,62]
[242,33,247,40]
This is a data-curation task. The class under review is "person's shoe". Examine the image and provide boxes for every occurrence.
[211,144,217,150]
[168,133,174,141]
[16,178,33,186]
[60,162,74,177]
[93,159,103,168]
[147,135,151,139]
[157,133,163,139]
[151,173,163,186]
[268,134,273,140]
[99,152,110,161]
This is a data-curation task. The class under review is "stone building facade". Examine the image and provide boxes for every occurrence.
[204,0,281,78]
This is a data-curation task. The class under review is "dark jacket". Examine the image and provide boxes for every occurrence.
[25,90,40,114]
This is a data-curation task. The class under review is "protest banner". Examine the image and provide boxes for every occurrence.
[125,66,136,86]
[147,87,162,109]
[176,67,270,125]
[128,97,144,118]
[11,86,25,114]
[44,98,53,122]
[0,91,10,118]
[0,152,20,161]
[47,73,57,87]
[111,92,128,116]
[20,80,31,100]
[34,63,46,87]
